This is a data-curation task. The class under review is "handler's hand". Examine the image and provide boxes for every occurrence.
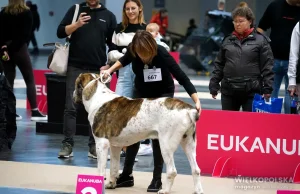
[100,70,111,79]
[195,101,201,115]
[2,51,10,61]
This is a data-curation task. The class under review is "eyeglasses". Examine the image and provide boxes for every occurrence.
[233,20,247,25]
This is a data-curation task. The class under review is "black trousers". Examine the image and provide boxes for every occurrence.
[221,92,254,112]
[3,44,37,109]
[0,73,17,150]
[122,90,174,180]
[62,66,109,147]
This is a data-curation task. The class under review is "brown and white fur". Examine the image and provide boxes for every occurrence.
[73,73,204,194]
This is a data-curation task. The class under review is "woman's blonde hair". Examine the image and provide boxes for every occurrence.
[5,0,29,15]
[122,0,145,31]
[130,30,157,64]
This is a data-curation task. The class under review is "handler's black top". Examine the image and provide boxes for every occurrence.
[119,44,197,97]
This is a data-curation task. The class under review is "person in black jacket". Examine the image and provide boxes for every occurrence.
[0,0,47,121]
[257,0,300,114]
[26,1,40,55]
[101,30,201,192]
[57,0,117,159]
[209,6,274,111]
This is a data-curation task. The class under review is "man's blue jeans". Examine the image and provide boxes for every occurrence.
[271,59,290,114]
[116,64,135,98]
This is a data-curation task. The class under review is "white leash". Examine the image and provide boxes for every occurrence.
[100,71,112,84]
[83,72,112,91]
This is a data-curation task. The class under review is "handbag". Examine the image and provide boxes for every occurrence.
[47,4,79,75]
[252,93,283,114]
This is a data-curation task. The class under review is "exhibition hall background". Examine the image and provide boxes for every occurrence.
[0,0,273,50]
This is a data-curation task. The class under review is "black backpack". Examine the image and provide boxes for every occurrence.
[0,60,17,151]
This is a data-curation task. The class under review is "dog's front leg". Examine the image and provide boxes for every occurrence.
[105,145,122,189]
[95,137,110,178]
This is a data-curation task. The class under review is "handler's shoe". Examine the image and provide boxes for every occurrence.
[58,143,73,158]
[116,173,134,188]
[88,145,97,159]
[147,179,162,192]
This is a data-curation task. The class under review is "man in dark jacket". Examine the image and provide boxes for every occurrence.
[257,0,300,114]
[209,6,274,111]
[26,1,40,55]
[57,0,117,159]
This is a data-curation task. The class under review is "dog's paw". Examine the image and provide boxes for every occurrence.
[193,188,204,194]
[158,189,168,194]
[105,181,116,189]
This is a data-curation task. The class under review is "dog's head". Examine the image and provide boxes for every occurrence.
[73,73,100,104]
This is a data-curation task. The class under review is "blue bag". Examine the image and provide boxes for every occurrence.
[252,94,283,113]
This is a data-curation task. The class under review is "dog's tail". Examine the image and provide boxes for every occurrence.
[184,109,199,141]
[188,108,200,122]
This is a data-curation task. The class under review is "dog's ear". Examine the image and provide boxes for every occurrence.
[83,80,98,101]
[73,74,84,104]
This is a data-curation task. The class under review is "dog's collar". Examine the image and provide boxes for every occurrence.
[83,74,101,90]
[83,73,111,90]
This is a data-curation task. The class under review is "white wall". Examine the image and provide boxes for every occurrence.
[105,0,122,23]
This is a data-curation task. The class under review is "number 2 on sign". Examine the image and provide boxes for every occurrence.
[143,68,162,82]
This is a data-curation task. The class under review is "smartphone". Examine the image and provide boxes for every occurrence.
[81,6,91,17]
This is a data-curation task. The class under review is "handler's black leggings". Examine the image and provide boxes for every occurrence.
[122,90,174,180]
[3,44,37,109]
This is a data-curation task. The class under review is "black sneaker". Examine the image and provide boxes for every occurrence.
[88,145,97,159]
[58,143,73,158]
[116,173,134,188]
[31,110,48,121]
[0,141,10,152]
[16,114,22,121]
[147,179,162,192]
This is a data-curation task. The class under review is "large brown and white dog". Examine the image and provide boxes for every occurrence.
[73,73,204,194]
